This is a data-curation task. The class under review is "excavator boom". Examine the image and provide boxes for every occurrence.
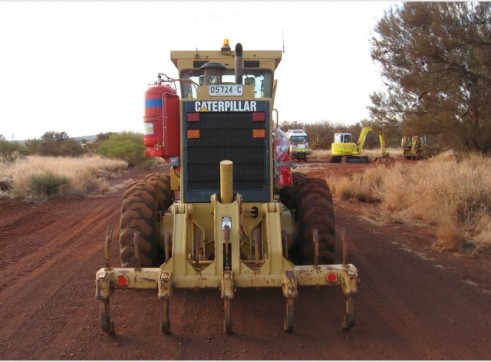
[356,127,372,154]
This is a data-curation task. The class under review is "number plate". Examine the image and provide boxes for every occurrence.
[209,85,243,96]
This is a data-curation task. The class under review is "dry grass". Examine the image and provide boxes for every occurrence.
[310,147,403,160]
[328,153,491,254]
[0,155,127,200]
[328,166,385,203]
[310,149,331,159]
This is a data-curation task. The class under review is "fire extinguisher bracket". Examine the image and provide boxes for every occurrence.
[275,161,297,169]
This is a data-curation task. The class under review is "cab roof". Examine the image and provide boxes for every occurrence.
[171,49,282,73]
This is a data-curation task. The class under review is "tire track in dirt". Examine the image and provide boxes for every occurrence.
[1,165,490,359]
[0,195,121,354]
[336,202,491,359]
[0,200,37,225]
[0,197,120,292]
[0,210,53,238]
[0,204,56,251]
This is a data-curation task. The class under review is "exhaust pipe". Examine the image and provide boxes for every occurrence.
[220,160,233,204]
[235,43,243,85]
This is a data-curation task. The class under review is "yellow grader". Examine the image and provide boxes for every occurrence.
[95,40,359,335]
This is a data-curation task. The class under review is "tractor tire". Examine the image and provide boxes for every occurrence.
[285,172,336,265]
[119,180,161,267]
[144,173,174,214]
[278,172,307,208]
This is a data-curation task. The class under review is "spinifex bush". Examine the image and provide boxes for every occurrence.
[328,165,385,203]
[329,153,491,254]
[309,150,331,159]
[28,172,68,197]
[0,155,127,199]
[309,147,402,160]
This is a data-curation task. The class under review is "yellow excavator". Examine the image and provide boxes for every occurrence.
[401,135,428,160]
[330,126,391,163]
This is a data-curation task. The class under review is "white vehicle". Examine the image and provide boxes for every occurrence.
[286,129,310,161]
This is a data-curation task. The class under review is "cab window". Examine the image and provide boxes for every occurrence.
[179,69,273,99]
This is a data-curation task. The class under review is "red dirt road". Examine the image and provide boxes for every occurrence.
[0,163,490,359]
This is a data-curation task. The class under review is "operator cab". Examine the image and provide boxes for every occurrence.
[180,66,273,99]
[334,133,352,143]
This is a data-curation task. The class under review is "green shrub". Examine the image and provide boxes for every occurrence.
[0,135,23,162]
[24,131,85,157]
[28,172,69,197]
[97,131,154,168]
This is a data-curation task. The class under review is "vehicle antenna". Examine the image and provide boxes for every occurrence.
[282,29,286,54]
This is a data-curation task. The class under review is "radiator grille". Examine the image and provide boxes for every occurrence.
[184,111,270,202]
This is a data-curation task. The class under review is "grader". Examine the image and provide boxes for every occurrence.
[95,40,359,335]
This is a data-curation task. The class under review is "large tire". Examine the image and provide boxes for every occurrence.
[119,180,161,267]
[278,172,306,208]
[283,172,336,265]
[144,173,174,214]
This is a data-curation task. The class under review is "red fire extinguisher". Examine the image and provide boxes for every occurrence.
[273,128,292,187]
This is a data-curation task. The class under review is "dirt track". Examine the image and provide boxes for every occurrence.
[0,161,490,359]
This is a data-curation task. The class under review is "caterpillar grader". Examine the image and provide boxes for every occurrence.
[95,39,359,335]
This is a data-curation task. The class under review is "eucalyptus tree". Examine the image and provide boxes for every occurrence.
[370,2,491,153]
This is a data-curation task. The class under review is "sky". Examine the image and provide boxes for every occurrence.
[0,1,398,141]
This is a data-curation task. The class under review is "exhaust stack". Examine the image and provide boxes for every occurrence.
[235,43,243,85]
[220,160,234,204]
